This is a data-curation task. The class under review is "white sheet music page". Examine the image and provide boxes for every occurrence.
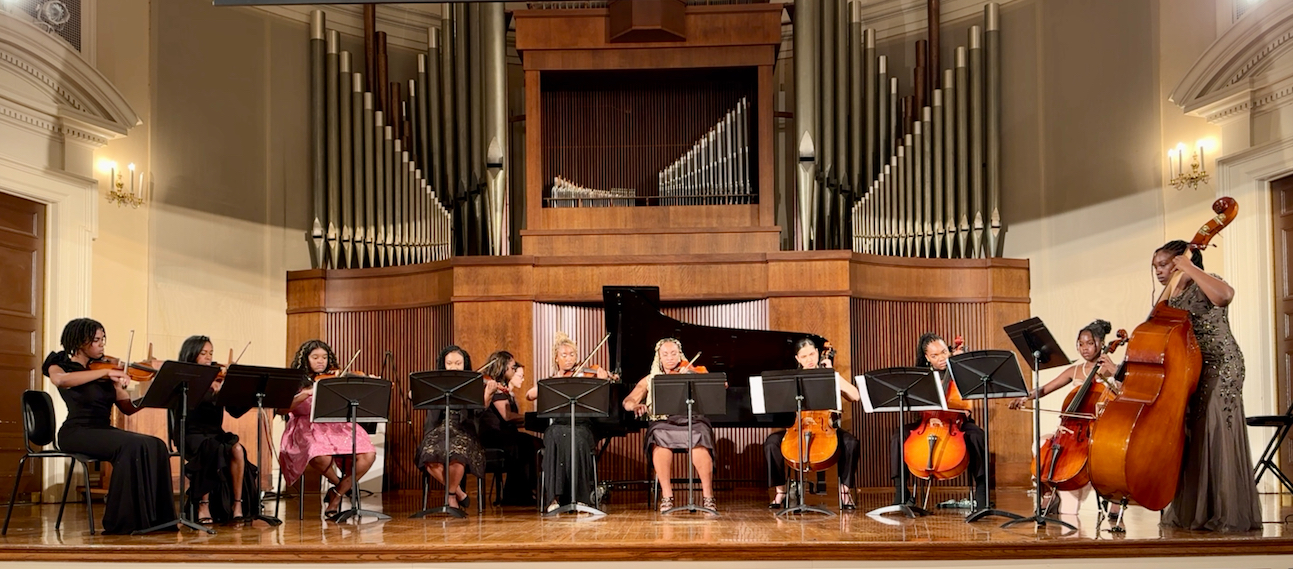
[750,375,765,414]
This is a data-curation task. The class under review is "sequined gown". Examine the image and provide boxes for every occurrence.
[1161,277,1262,532]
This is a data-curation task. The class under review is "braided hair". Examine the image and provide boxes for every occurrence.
[290,339,337,374]
[649,338,683,375]
[915,332,945,368]
[60,318,103,356]
[1156,240,1204,270]
[178,335,212,364]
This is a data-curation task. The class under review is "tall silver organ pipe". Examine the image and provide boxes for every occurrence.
[847,3,1003,259]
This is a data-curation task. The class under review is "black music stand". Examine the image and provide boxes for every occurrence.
[950,350,1029,523]
[312,375,391,523]
[761,368,839,518]
[537,378,610,519]
[132,361,221,535]
[652,372,727,516]
[408,370,484,519]
[858,367,945,519]
[1000,317,1075,532]
[217,364,305,527]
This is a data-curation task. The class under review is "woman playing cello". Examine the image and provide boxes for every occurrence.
[622,338,719,512]
[1152,240,1260,532]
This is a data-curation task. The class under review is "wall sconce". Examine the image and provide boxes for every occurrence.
[1168,140,1210,191]
[104,161,147,208]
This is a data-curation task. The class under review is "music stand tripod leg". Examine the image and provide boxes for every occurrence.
[1000,353,1075,532]
[778,394,834,518]
[966,374,1022,523]
[251,394,283,526]
[545,396,606,519]
[663,395,716,516]
[334,401,390,523]
[866,388,928,519]
[136,384,215,535]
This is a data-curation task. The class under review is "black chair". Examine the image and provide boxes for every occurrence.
[2,390,101,535]
[1247,401,1293,494]
[536,447,601,512]
[483,448,506,507]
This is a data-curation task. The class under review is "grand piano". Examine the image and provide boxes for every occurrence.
[529,286,825,434]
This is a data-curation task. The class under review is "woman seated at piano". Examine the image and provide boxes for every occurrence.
[415,345,487,512]
[888,333,988,510]
[526,332,609,511]
[279,339,377,520]
[763,338,862,510]
[622,338,717,512]
[479,355,541,506]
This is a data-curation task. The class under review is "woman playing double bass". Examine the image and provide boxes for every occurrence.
[763,338,862,510]
[1152,241,1260,532]
[1008,320,1118,515]
[622,338,718,512]
[889,333,989,509]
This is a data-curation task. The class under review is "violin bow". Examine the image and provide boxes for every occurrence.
[338,349,362,376]
[680,351,702,373]
[571,333,611,376]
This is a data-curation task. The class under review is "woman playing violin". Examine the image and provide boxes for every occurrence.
[763,338,862,510]
[416,345,488,512]
[42,318,177,534]
[1007,320,1118,515]
[174,335,258,524]
[1153,240,1260,532]
[622,338,718,512]
[889,333,988,509]
[527,332,607,511]
[279,339,376,520]
[479,356,541,506]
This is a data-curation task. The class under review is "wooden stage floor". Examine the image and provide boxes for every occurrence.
[0,488,1289,563]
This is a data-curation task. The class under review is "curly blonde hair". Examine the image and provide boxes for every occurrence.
[552,331,578,373]
[649,338,683,376]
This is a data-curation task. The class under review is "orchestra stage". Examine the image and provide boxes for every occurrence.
[0,488,1289,566]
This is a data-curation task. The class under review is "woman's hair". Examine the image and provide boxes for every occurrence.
[552,331,578,371]
[178,335,212,364]
[793,337,819,369]
[290,339,337,372]
[481,350,514,379]
[436,345,472,371]
[60,318,103,356]
[915,332,945,368]
[1156,240,1203,270]
[649,338,683,375]
[1078,319,1112,345]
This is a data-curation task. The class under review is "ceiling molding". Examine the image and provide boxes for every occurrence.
[1171,0,1293,120]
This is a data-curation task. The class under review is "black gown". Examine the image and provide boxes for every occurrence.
[480,390,541,506]
[43,352,177,534]
[175,391,259,523]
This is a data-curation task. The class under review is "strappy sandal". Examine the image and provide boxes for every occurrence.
[702,496,717,510]
[658,496,674,513]
[196,500,213,525]
[839,490,856,511]
[324,488,342,520]
[768,490,786,510]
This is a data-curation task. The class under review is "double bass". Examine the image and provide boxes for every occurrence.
[1088,197,1236,511]
[903,336,971,481]
[1034,330,1128,492]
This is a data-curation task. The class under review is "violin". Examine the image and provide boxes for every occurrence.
[903,335,971,481]
[558,364,609,378]
[781,343,839,472]
[1033,330,1128,492]
[1089,197,1234,511]
[89,342,162,384]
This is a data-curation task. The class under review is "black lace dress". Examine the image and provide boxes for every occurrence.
[1160,277,1262,532]
[43,352,176,534]
[176,391,260,523]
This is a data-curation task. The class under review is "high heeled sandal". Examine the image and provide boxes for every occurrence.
[767,490,786,510]
[658,496,674,513]
[839,490,856,511]
[196,500,214,525]
[702,496,717,510]
[324,488,342,520]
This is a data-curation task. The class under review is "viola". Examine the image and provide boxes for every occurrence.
[1088,197,1235,511]
[1033,330,1128,492]
[903,335,971,481]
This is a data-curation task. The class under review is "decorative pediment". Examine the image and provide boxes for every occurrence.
[1170,0,1293,123]
[0,10,139,146]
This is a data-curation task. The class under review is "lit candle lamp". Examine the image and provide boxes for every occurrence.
[128,163,136,197]
[1167,148,1178,179]
[1176,143,1186,177]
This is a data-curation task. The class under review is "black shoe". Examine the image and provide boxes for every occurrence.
[768,490,786,509]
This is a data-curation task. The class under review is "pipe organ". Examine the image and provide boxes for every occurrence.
[790,0,1004,258]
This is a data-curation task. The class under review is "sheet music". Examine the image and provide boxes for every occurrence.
[857,375,874,413]
[750,375,765,414]
[833,372,843,411]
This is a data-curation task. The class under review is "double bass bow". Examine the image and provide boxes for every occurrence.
[1088,197,1236,512]
[1034,330,1128,492]
[903,335,971,481]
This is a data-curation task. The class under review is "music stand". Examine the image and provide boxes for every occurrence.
[132,361,220,535]
[537,378,611,519]
[1000,317,1075,532]
[858,367,945,519]
[217,364,306,526]
[313,375,392,523]
[652,372,727,516]
[949,350,1028,523]
[761,368,839,518]
[408,370,484,519]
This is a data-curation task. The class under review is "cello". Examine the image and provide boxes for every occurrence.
[1034,330,1128,492]
[781,343,839,472]
[1088,197,1236,511]
[903,336,971,481]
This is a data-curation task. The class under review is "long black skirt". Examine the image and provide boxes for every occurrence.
[541,422,596,506]
[183,431,259,523]
[58,424,176,534]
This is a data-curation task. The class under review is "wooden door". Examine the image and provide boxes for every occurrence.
[0,192,45,498]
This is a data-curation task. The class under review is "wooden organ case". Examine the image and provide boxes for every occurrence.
[515,1,783,256]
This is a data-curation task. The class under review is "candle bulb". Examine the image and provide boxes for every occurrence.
[128,163,136,196]
[1167,149,1176,180]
